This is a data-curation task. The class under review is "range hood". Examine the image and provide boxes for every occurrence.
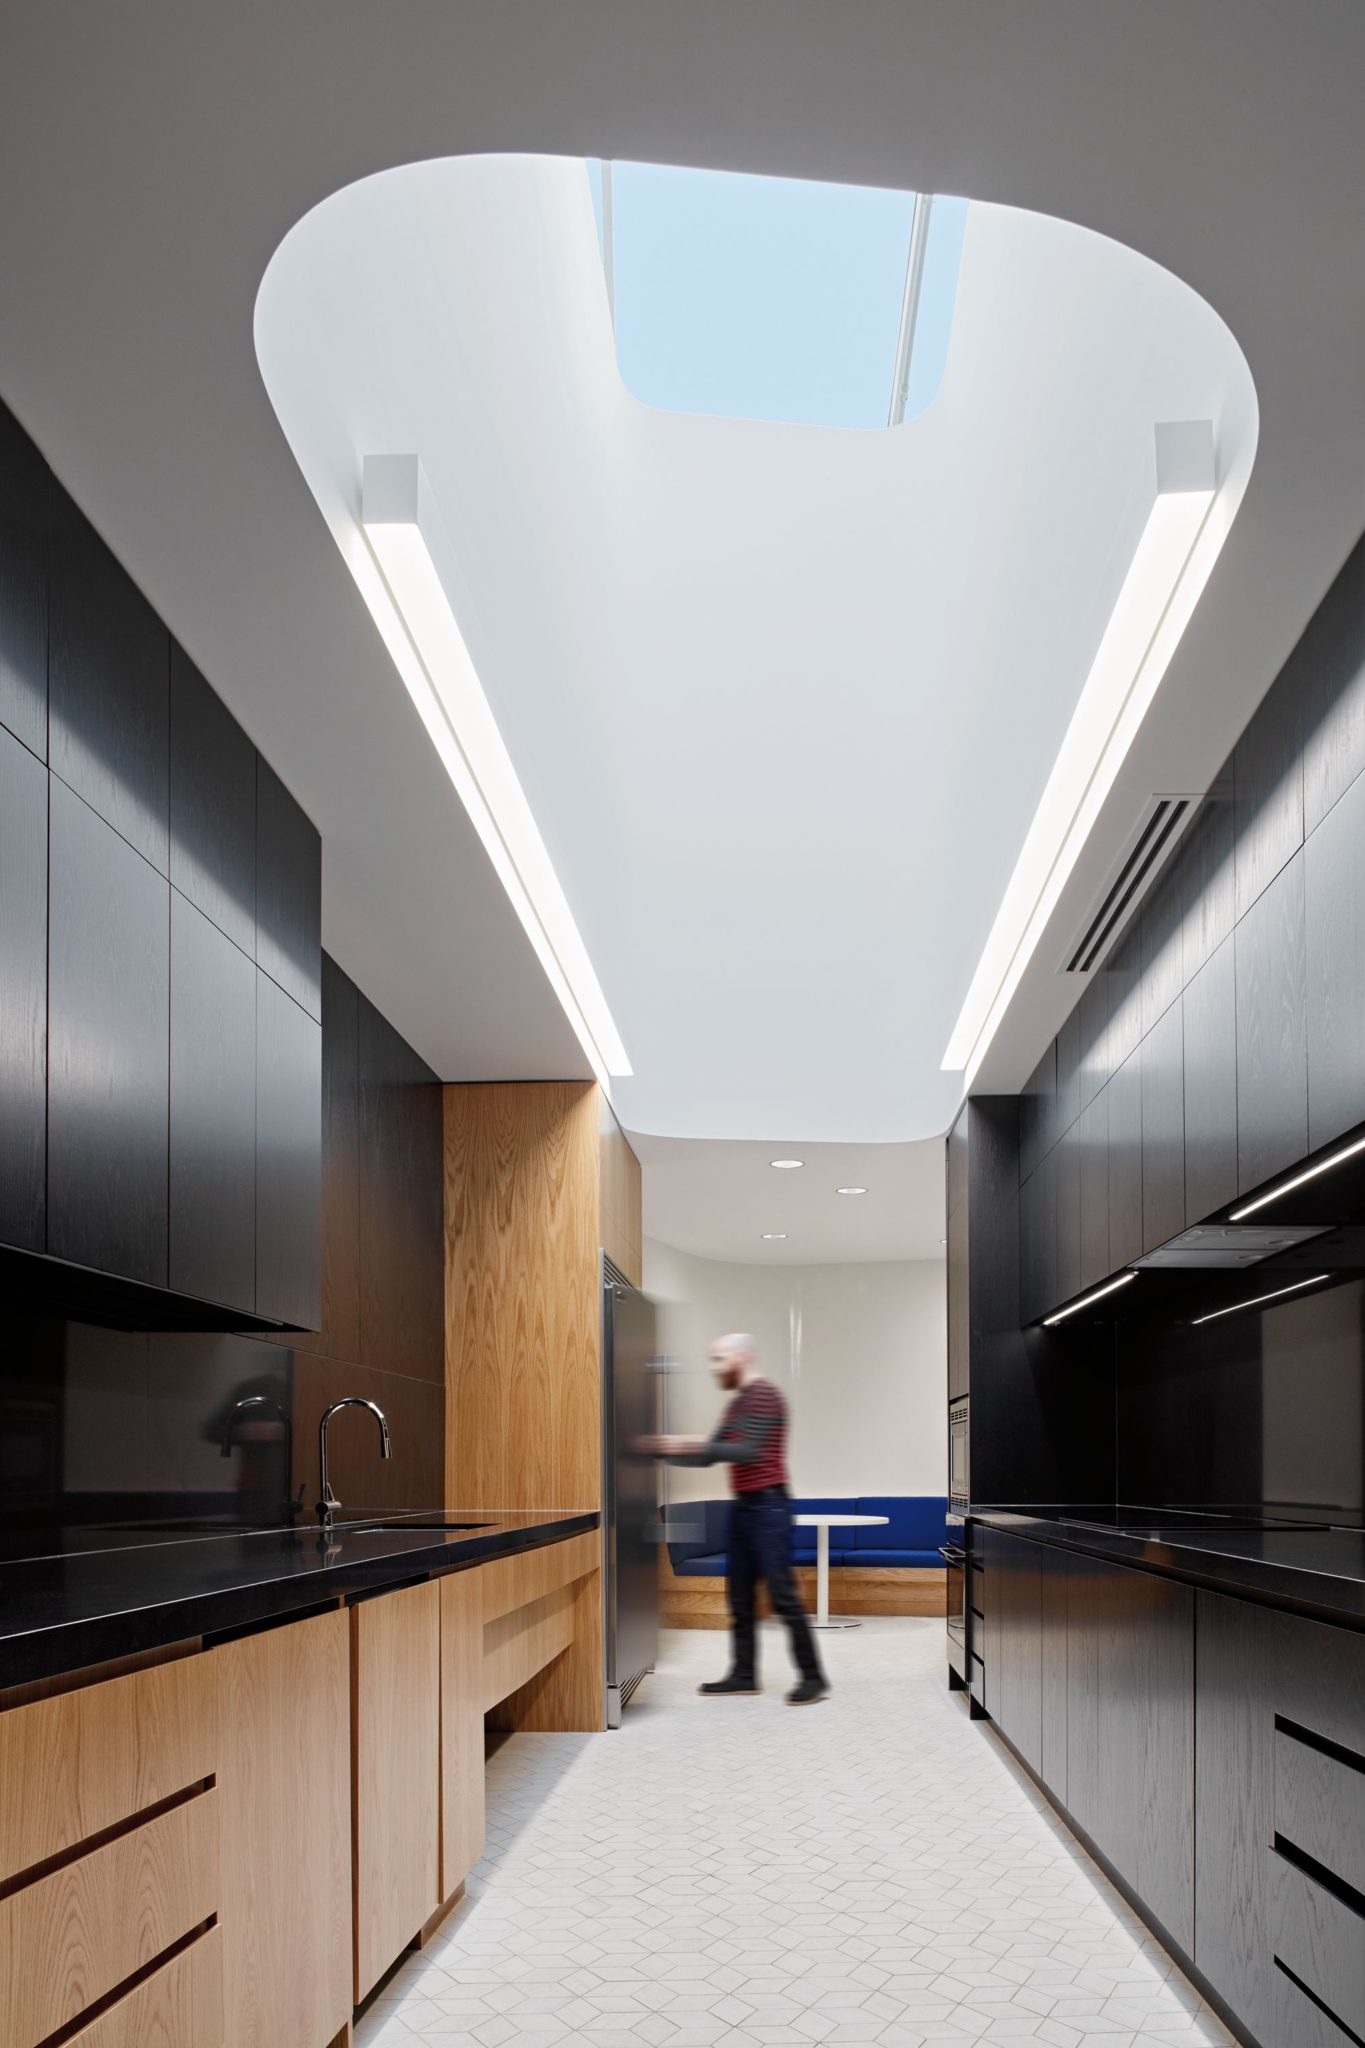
[1133,1223,1333,1269]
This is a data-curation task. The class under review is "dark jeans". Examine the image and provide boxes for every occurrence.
[727,1487,825,1684]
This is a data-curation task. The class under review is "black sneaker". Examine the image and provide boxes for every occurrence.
[699,1674,760,1695]
[787,1678,829,1705]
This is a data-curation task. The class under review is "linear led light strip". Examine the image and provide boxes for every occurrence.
[361,454,630,1089]
[1042,1270,1137,1326]
[1191,1274,1331,1327]
[1228,1132,1365,1220]
[942,421,1218,1087]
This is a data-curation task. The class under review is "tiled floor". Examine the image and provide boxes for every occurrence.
[355,1619,1234,2048]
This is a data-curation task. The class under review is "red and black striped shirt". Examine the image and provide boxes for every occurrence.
[710,1377,789,1494]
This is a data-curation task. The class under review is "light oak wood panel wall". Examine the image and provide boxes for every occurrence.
[439,1571,485,1901]
[213,1608,351,2048]
[351,1581,441,2003]
[444,1081,602,1512]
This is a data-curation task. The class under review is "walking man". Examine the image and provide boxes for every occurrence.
[649,1333,828,1704]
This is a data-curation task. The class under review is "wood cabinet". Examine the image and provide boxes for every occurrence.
[0,400,50,761]
[1140,997,1184,1252]
[351,1581,441,2001]
[1235,849,1308,1194]
[213,1608,351,2048]
[981,1527,1042,1775]
[49,496,170,875]
[1065,1548,1193,1953]
[47,778,169,1286]
[1182,935,1237,1222]
[1054,1119,1080,1308]
[256,756,321,1021]
[169,641,256,958]
[1107,1047,1143,1269]
[1305,763,1365,1152]
[170,892,256,1307]
[256,971,322,1329]
[0,726,46,1251]
[440,1570,487,1900]
[1234,679,1303,925]
[1039,1542,1068,1804]
[946,1182,969,1401]
[1077,1085,1109,1291]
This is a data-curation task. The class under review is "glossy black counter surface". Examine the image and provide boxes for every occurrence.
[973,1506,1365,1630]
[0,1507,600,1688]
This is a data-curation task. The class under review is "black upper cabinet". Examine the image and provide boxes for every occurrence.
[256,971,322,1330]
[1305,764,1365,1153]
[0,402,51,760]
[1235,849,1308,1194]
[1078,1085,1109,1290]
[1108,1047,1143,1269]
[1181,780,1236,985]
[1054,1119,1081,1309]
[358,995,443,1380]
[1055,1008,1080,1142]
[1183,935,1238,1222]
[169,893,256,1308]
[1140,861,1185,1042]
[48,780,169,1285]
[1298,534,1365,838]
[1077,970,1110,1114]
[1234,680,1303,925]
[1019,1043,1055,1184]
[1141,999,1185,1252]
[1106,926,1143,1076]
[169,641,256,957]
[0,727,47,1249]
[256,758,321,1020]
[49,498,169,874]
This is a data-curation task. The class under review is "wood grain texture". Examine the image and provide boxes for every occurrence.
[1235,848,1308,1194]
[0,725,47,1251]
[444,1082,602,1513]
[440,1571,486,1901]
[0,1650,216,1886]
[1039,1544,1068,1806]
[1182,935,1238,1223]
[1107,1047,1143,1270]
[1268,1850,1365,2040]
[1305,762,1365,1152]
[659,1562,945,1627]
[213,1609,351,2048]
[599,1095,642,1287]
[487,1564,605,1732]
[0,398,51,760]
[1077,1087,1109,1291]
[351,1582,440,2001]
[62,1926,222,2048]
[1140,997,1185,1253]
[1195,1590,1275,2043]
[476,1531,601,1624]
[0,1790,218,2048]
[1235,675,1304,924]
[482,1584,576,1710]
[1274,1726,1365,1898]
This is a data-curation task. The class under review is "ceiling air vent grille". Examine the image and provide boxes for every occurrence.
[1063,796,1196,974]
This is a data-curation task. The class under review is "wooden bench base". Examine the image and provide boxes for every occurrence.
[661,1560,946,1627]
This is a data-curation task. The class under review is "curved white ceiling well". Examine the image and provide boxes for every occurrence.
[255,153,1255,1143]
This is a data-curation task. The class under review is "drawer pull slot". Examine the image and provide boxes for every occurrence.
[1274,1960,1365,2048]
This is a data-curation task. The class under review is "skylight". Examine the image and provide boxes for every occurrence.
[587,161,967,431]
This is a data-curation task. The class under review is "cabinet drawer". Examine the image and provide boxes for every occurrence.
[0,1652,216,1884]
[1275,1727,1365,1897]
[1272,1961,1359,2048]
[1269,1849,1365,2042]
[0,1788,219,2048]
[63,1925,222,2048]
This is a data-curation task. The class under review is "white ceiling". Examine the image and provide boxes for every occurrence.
[636,1136,947,1265]
[256,155,1254,1144]
[0,4,1362,1138]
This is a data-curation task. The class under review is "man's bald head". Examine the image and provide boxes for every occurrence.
[708,1333,758,1390]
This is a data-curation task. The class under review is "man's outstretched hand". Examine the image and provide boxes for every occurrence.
[634,1434,703,1456]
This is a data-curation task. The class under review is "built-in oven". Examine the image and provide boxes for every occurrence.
[942,1534,968,1677]
[948,1397,969,1525]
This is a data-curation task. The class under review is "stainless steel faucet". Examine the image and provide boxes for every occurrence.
[317,1397,392,1533]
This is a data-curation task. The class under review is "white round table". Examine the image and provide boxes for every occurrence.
[793,1513,888,1630]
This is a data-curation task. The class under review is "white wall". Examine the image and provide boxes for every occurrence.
[643,1236,946,1501]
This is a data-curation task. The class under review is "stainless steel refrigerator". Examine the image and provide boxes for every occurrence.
[601,1256,660,1725]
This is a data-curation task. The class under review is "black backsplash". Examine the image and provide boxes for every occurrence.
[0,953,446,1556]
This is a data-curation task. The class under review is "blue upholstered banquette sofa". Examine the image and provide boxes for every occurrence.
[665,1495,949,1575]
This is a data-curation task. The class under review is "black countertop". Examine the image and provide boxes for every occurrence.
[973,1505,1365,1630]
[0,1507,601,1689]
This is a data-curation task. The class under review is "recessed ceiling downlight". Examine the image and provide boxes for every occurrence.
[836,1186,868,1195]
[770,1159,804,1170]
[761,1232,788,1241]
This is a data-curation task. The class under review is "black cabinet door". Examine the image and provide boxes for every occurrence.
[1055,1006,1080,1140]
[1300,537,1365,838]
[169,641,256,957]
[169,892,256,1308]
[1182,781,1236,984]
[49,499,169,874]
[1020,1044,1055,1183]
[1183,936,1238,1223]
[358,995,443,1380]
[1236,850,1308,1195]
[1108,1048,1143,1268]
[307,950,361,1362]
[1141,999,1185,1252]
[256,758,321,1021]
[1194,1590,1275,2046]
[0,727,47,1249]
[947,1189,969,1401]
[990,1528,1043,1774]
[1305,765,1365,1153]
[1040,1543,1068,1806]
[1078,1086,1109,1291]
[1234,678,1303,924]
[1055,1119,1081,1309]
[1077,970,1111,1113]
[48,780,169,1284]
[0,401,51,760]
[1065,1549,1104,1842]
[1018,1167,1044,1326]
[255,971,322,1329]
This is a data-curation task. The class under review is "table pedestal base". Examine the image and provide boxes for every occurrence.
[812,1616,861,1631]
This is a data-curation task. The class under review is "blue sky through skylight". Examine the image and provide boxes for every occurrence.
[587,162,967,430]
